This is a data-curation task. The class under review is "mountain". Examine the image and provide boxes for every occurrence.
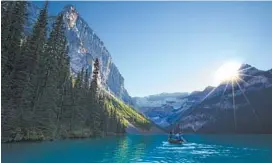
[62,5,132,104]
[171,64,272,133]
[132,87,218,128]
[25,4,132,104]
[1,2,162,142]
[134,64,272,134]
[132,92,189,127]
[102,92,153,134]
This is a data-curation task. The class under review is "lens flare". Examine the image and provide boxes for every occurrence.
[214,61,241,86]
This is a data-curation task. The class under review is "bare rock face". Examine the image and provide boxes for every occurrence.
[61,5,132,104]
[26,4,132,104]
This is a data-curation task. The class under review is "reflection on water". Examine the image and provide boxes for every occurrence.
[112,136,130,163]
[110,135,154,163]
[2,134,272,163]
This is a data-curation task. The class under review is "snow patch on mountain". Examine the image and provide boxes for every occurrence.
[135,64,272,131]
[132,92,190,127]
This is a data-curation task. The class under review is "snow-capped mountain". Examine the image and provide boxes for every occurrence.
[132,92,189,127]
[132,87,220,127]
[26,4,132,104]
[133,92,188,111]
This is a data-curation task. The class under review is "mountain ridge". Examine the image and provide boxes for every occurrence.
[133,64,272,133]
[25,3,132,104]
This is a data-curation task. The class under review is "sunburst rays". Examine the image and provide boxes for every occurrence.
[219,81,230,111]
[193,63,262,130]
[231,79,237,129]
[207,64,262,130]
[223,65,260,129]
[201,86,218,102]
[235,78,260,123]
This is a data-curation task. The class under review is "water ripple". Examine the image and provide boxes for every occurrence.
[2,135,272,163]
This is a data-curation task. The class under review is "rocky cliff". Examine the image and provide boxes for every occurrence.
[26,4,132,104]
[62,5,131,104]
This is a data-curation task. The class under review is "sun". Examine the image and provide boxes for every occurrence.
[214,61,241,85]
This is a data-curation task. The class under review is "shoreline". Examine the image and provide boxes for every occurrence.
[1,132,126,144]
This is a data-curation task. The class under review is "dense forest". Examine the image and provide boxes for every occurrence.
[1,1,151,142]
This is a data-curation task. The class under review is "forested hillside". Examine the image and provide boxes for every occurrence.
[1,1,151,142]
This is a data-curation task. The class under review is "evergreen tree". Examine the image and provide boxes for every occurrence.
[2,2,135,142]
[74,71,82,89]
[54,13,69,135]
[1,1,28,141]
[34,13,69,138]
[89,58,101,136]
[1,1,27,78]
[102,105,109,135]
[83,68,90,89]
[11,2,48,140]
[90,58,100,98]
[63,76,74,132]
[9,2,47,104]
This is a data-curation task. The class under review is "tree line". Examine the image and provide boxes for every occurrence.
[1,1,126,142]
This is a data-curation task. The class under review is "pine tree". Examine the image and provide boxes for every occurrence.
[90,58,100,98]
[102,106,109,135]
[98,98,107,136]
[11,2,48,140]
[57,55,70,136]
[1,1,27,78]
[1,1,28,141]
[2,2,130,142]
[89,58,101,136]
[54,13,69,136]
[83,68,90,89]
[64,76,74,132]
[34,13,70,139]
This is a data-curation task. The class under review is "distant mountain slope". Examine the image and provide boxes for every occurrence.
[103,91,165,134]
[171,64,272,133]
[179,87,272,133]
[134,64,272,134]
[104,94,151,131]
[132,92,189,127]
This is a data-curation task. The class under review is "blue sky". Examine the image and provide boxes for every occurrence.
[34,1,272,97]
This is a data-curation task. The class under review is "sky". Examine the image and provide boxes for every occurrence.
[34,1,272,97]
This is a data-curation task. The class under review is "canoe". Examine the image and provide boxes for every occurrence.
[168,139,183,144]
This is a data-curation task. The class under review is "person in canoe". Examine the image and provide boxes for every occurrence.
[168,132,174,139]
[175,133,180,140]
[178,132,186,143]
[168,132,183,144]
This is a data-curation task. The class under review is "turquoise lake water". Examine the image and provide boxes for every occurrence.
[2,134,272,163]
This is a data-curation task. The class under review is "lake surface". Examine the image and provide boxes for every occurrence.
[2,134,272,163]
